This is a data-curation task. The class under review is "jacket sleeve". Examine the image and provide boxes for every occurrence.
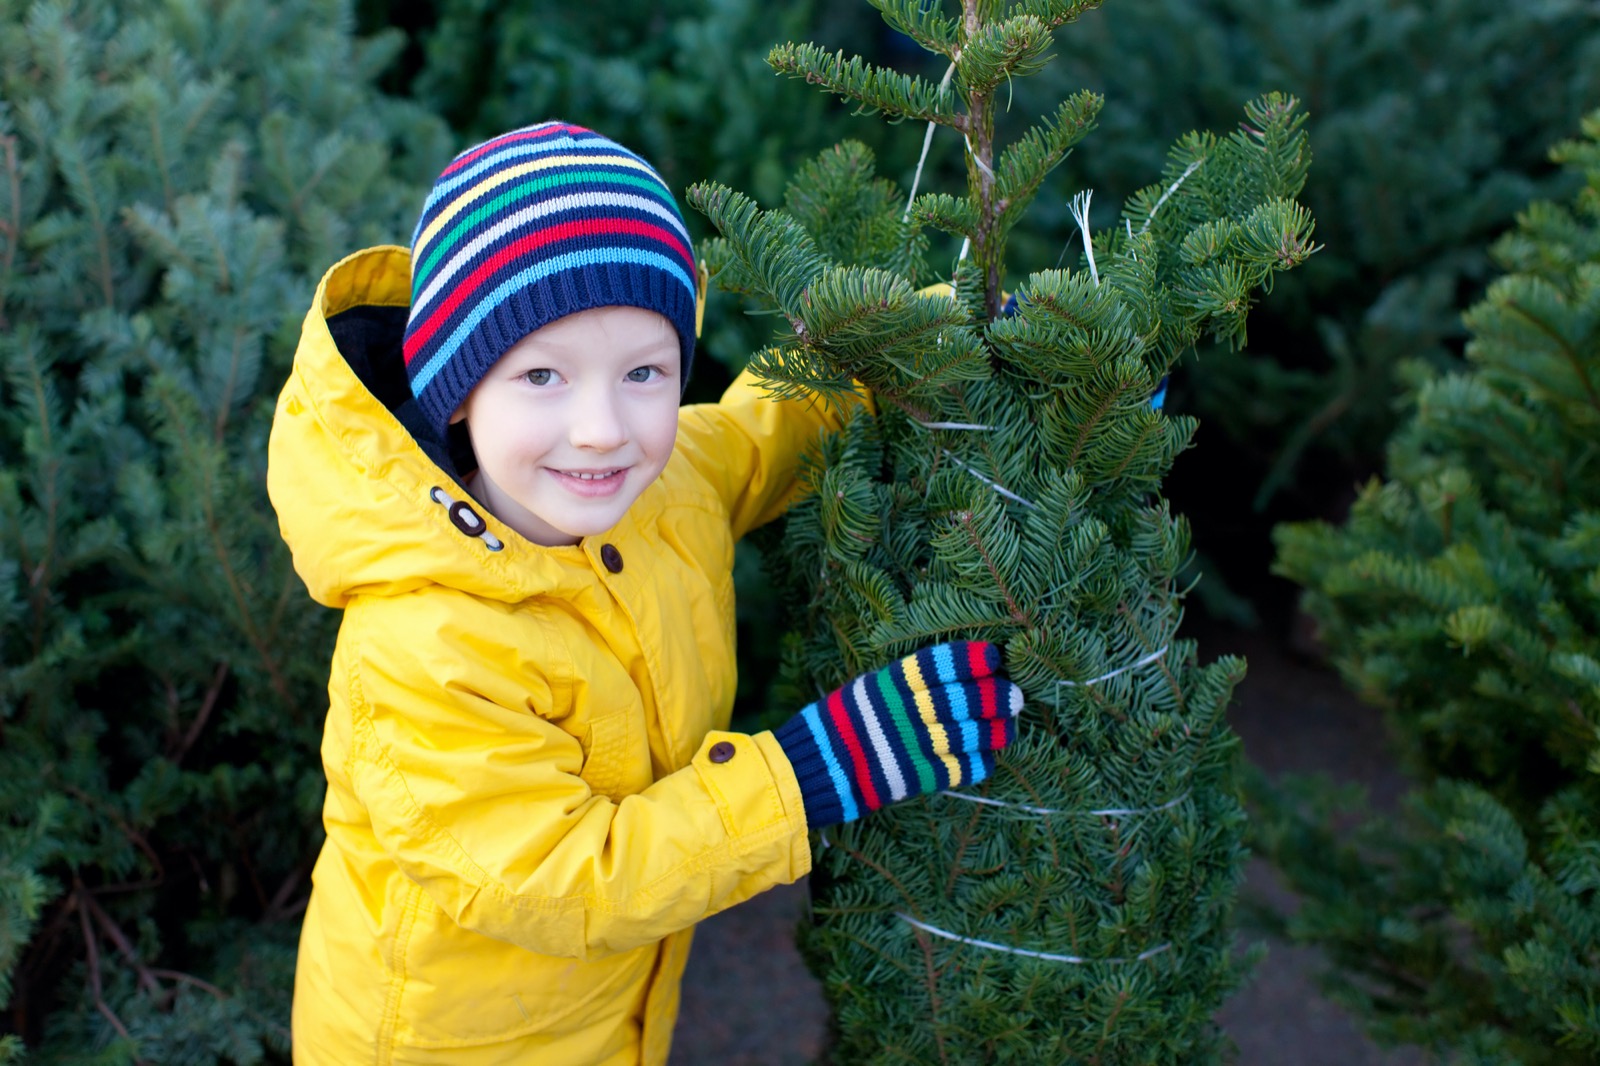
[341,597,812,960]
[675,367,872,541]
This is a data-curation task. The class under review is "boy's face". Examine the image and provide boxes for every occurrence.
[453,305,681,547]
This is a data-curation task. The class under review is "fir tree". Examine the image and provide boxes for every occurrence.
[0,0,444,1059]
[1025,0,1600,512]
[1264,111,1600,1064]
[688,0,1316,1059]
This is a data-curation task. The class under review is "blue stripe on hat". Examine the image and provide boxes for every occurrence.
[409,247,696,396]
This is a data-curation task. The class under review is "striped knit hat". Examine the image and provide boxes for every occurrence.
[402,122,698,437]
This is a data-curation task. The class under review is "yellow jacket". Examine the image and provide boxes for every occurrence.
[269,246,849,1065]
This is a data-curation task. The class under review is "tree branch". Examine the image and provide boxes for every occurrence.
[170,661,229,765]
[75,882,150,1066]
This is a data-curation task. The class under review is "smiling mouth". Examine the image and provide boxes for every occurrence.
[556,469,624,481]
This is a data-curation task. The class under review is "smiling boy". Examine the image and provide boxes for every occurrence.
[268,122,1022,1065]
[451,306,681,547]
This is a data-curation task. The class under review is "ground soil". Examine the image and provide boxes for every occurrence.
[672,622,1431,1065]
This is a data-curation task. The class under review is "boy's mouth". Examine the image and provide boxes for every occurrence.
[549,467,628,497]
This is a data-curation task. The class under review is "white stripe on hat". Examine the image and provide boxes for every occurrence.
[422,131,590,215]
[410,191,692,320]
[412,152,662,258]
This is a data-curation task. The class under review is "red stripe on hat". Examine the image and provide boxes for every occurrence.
[441,124,583,177]
[827,687,881,811]
[404,218,695,363]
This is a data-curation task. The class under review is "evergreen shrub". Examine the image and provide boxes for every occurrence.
[0,0,444,1060]
[1265,111,1600,1063]
[1016,0,1600,514]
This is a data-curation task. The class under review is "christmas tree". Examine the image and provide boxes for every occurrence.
[688,0,1316,1059]
[0,0,444,1059]
[1264,110,1600,1063]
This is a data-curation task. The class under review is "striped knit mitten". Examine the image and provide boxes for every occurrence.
[772,641,1023,829]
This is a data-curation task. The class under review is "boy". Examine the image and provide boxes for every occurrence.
[268,122,1022,1065]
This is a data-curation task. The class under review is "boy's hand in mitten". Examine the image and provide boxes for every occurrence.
[772,641,1023,830]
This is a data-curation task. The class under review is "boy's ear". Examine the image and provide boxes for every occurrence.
[449,407,467,425]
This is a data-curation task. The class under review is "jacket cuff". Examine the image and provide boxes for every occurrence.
[691,731,813,873]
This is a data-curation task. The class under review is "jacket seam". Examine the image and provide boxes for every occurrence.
[697,732,796,837]
[375,879,423,1066]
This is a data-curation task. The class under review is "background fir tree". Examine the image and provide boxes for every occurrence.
[1261,111,1600,1064]
[1032,0,1600,491]
[688,0,1317,1059]
[1017,0,1600,611]
[0,0,445,1060]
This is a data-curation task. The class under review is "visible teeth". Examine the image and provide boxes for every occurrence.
[566,470,618,481]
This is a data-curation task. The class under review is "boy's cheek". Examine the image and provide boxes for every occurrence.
[649,410,681,458]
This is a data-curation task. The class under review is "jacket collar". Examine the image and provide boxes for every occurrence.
[270,245,663,608]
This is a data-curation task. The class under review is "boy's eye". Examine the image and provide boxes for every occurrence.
[524,369,554,386]
[625,366,658,383]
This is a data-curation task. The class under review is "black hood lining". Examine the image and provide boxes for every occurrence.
[325,304,477,478]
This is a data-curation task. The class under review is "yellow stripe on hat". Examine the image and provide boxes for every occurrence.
[901,653,963,788]
[414,152,664,259]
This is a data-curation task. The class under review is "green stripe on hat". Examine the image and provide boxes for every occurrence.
[415,168,678,285]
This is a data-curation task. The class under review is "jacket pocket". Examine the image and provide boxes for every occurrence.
[579,706,641,801]
[393,895,659,1049]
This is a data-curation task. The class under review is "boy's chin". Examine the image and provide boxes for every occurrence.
[541,505,633,543]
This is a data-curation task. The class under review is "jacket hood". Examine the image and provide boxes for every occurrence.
[268,245,600,608]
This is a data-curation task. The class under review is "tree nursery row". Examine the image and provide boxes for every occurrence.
[0,0,1596,1062]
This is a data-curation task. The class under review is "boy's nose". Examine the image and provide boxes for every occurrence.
[568,388,629,451]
